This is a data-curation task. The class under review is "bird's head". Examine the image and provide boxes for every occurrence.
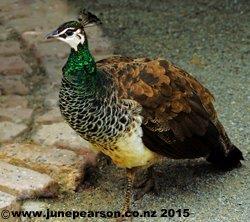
[46,10,101,51]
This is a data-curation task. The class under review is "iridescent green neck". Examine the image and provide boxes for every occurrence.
[62,41,97,88]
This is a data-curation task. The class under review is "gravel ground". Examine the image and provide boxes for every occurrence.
[42,0,249,221]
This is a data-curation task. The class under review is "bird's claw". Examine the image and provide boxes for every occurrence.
[134,176,160,200]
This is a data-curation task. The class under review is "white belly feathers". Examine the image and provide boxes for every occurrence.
[106,116,158,168]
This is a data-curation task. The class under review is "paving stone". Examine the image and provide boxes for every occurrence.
[21,200,47,222]
[44,87,59,109]
[0,56,31,75]
[0,122,28,142]
[8,16,49,33]
[0,0,30,22]
[42,83,60,107]
[21,30,46,49]
[0,143,89,192]
[0,41,22,56]
[34,41,69,60]
[21,200,46,212]
[43,91,59,108]
[0,95,28,108]
[0,26,12,41]
[32,122,91,152]
[42,57,64,88]
[0,75,29,95]
[36,108,63,124]
[5,0,74,33]
[0,107,33,123]
[0,0,18,6]
[0,191,20,222]
[0,161,58,200]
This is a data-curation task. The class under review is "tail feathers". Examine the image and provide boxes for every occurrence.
[225,145,244,166]
[207,145,244,170]
[207,120,244,170]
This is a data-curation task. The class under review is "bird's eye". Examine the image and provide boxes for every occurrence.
[66,30,74,36]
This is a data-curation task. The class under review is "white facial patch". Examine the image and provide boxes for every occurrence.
[56,28,85,51]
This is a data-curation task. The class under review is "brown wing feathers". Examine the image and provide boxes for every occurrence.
[98,56,215,123]
[97,56,243,163]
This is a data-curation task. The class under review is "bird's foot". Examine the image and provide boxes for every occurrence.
[134,176,159,200]
[133,167,161,200]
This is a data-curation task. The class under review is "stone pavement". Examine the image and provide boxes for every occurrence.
[0,0,113,220]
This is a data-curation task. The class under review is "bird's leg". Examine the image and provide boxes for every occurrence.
[134,166,160,200]
[116,168,136,222]
[122,168,135,213]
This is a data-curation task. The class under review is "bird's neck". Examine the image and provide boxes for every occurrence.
[62,41,98,89]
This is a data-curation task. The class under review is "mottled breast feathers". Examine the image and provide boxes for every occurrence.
[97,56,220,158]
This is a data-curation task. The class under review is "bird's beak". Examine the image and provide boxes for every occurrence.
[45,29,58,39]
